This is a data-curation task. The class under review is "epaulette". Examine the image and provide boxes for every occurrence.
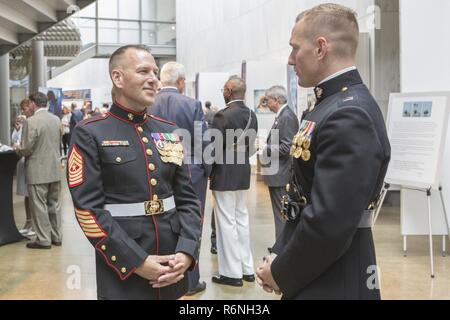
[337,86,357,107]
[80,113,109,126]
[149,114,176,126]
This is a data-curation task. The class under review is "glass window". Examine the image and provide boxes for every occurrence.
[142,22,175,45]
[98,20,119,43]
[74,18,96,46]
[118,0,140,20]
[141,0,156,20]
[142,22,157,45]
[119,21,140,44]
[98,0,118,19]
[71,0,176,47]
[155,23,176,45]
[74,2,96,18]
[142,0,175,22]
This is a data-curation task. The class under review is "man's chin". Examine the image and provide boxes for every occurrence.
[298,80,313,89]
[140,96,155,107]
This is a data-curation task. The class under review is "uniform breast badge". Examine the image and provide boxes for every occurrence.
[290,120,315,162]
[151,133,184,166]
[314,86,323,100]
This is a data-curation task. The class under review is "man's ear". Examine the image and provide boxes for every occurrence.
[111,69,123,88]
[316,37,328,60]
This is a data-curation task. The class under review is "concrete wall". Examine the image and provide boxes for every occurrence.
[176,0,375,81]
[399,0,450,234]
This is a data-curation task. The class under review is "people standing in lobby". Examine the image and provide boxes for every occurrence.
[210,76,258,287]
[256,4,391,300]
[259,85,299,241]
[202,100,218,255]
[203,101,216,128]
[11,102,35,238]
[69,102,83,134]
[61,106,72,157]
[15,92,63,249]
[149,61,210,296]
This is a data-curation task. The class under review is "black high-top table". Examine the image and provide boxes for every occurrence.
[0,151,25,246]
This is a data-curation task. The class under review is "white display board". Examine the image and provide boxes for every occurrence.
[385,92,450,189]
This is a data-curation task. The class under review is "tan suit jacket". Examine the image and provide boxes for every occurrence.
[18,109,61,184]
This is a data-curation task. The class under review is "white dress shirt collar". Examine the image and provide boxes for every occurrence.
[35,108,48,114]
[276,104,288,118]
[160,86,179,91]
[226,99,245,106]
[318,66,357,85]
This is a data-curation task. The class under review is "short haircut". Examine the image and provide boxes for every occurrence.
[109,44,152,76]
[160,61,186,85]
[265,85,288,105]
[20,99,30,111]
[226,75,246,96]
[29,92,48,108]
[205,101,212,109]
[296,3,359,58]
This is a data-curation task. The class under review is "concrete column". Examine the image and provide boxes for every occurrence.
[373,0,400,117]
[30,40,46,93]
[0,53,10,146]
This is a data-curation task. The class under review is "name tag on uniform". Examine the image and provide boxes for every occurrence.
[101,140,130,147]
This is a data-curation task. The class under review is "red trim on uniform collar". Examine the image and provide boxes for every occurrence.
[149,114,176,126]
[113,100,147,116]
[110,103,149,125]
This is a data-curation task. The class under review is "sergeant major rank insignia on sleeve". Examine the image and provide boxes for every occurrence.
[68,145,84,187]
[290,120,316,162]
[151,133,184,166]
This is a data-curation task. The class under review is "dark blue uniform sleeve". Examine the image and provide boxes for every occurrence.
[172,162,202,263]
[271,106,385,297]
[68,124,149,280]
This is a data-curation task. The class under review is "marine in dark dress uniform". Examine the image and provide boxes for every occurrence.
[68,45,202,300]
[256,4,391,300]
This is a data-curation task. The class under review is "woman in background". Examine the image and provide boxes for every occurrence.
[61,105,71,157]
[12,99,35,237]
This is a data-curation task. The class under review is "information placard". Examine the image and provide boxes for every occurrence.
[385,92,450,189]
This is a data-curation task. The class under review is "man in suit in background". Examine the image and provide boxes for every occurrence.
[210,76,258,287]
[16,92,62,249]
[259,85,299,240]
[70,102,83,133]
[203,101,216,128]
[150,61,209,295]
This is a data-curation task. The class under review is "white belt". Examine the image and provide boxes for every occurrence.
[104,196,176,217]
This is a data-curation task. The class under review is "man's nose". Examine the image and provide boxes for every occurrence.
[288,54,295,66]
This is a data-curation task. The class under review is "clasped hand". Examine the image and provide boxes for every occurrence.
[256,253,282,295]
[135,252,193,288]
